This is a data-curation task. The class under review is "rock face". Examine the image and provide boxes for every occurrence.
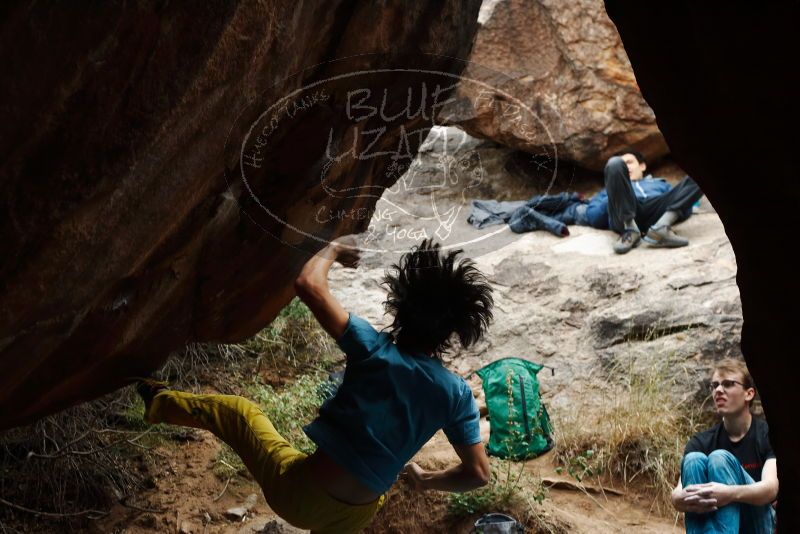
[338,131,739,418]
[438,0,668,170]
[0,1,482,430]
[3,6,799,529]
[606,1,800,530]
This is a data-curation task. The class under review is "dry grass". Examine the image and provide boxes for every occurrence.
[0,298,339,532]
[553,357,708,516]
[156,298,338,393]
[246,297,340,375]
[0,387,181,532]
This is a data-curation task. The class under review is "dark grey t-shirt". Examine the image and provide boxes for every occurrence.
[684,416,775,481]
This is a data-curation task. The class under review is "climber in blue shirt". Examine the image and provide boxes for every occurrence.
[294,237,494,529]
[137,237,494,533]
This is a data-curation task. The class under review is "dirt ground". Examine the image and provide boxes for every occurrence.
[2,305,693,533]
[80,383,683,534]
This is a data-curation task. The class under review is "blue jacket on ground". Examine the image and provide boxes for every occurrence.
[468,192,584,236]
[585,175,672,229]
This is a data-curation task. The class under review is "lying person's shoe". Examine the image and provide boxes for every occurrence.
[130,376,170,411]
[613,229,641,254]
[643,225,689,248]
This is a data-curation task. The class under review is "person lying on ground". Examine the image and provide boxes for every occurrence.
[467,149,704,253]
[581,150,704,254]
[672,358,778,534]
[135,237,494,533]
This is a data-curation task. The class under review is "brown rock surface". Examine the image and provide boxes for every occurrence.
[439,0,668,170]
[0,1,482,429]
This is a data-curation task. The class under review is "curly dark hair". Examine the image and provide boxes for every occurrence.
[382,239,494,359]
[614,148,647,166]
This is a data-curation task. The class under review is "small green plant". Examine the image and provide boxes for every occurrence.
[500,368,545,460]
[248,373,328,454]
[554,449,598,482]
[504,369,528,458]
[212,371,329,479]
[448,457,547,517]
[118,394,149,430]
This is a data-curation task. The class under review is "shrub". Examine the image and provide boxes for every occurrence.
[447,458,546,517]
[553,357,705,515]
[249,298,339,372]
[248,373,328,455]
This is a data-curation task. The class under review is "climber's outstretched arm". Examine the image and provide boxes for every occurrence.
[294,237,360,340]
[401,443,491,492]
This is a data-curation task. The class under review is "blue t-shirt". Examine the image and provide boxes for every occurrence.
[303,313,482,494]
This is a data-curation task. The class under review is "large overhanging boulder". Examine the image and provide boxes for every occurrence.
[3,5,799,529]
[606,1,800,531]
[439,0,668,170]
[0,1,482,430]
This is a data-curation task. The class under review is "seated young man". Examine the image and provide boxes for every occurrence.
[581,150,704,254]
[672,359,778,534]
[135,237,494,533]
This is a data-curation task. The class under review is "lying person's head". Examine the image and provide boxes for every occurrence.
[710,358,756,415]
[382,239,494,359]
[614,149,647,180]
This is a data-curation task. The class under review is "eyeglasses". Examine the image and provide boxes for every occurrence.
[709,379,746,392]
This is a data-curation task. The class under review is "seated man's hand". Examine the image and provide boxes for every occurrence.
[674,485,719,513]
[400,462,428,492]
[330,235,361,269]
[689,482,736,508]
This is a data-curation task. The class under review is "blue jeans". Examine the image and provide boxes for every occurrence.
[682,450,775,534]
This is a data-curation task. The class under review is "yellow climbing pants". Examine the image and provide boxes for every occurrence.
[146,390,384,533]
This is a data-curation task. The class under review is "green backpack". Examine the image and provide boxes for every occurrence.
[475,357,554,460]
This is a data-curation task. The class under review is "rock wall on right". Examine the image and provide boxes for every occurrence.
[605,2,800,532]
[439,0,669,171]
